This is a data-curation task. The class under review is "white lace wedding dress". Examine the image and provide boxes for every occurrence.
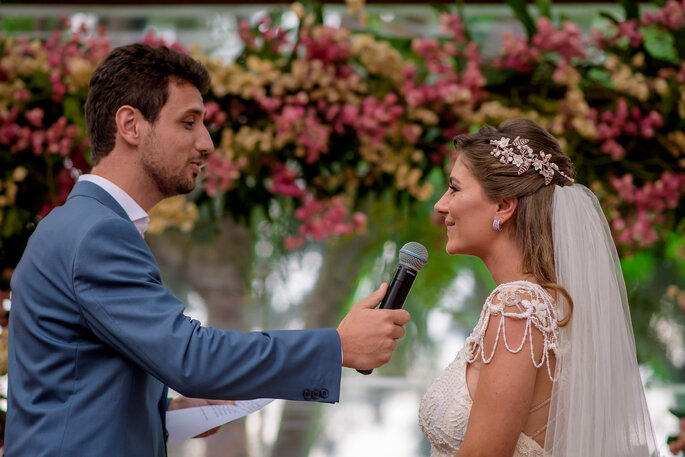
[419,281,560,457]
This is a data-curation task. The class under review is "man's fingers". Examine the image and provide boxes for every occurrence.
[353,283,388,309]
[337,283,412,370]
[204,399,236,406]
[194,426,221,438]
[388,308,411,325]
[390,323,406,340]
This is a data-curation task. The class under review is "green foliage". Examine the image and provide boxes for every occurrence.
[506,0,536,38]
[642,25,679,62]
[620,0,640,21]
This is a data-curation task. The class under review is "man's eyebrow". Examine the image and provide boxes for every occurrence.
[183,108,205,116]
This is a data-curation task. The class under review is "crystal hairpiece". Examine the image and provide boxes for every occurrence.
[489,136,574,186]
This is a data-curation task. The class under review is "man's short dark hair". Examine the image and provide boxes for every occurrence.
[85,43,211,164]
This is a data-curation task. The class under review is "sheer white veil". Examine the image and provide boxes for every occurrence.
[545,184,659,457]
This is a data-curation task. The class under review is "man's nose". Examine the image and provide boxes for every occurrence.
[198,125,215,156]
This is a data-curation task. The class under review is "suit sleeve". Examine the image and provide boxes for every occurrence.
[72,216,342,402]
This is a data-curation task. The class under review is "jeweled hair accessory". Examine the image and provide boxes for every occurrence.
[489,136,574,186]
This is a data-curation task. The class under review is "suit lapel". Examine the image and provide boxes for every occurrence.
[68,180,130,221]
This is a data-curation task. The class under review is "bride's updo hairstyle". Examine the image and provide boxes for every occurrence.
[453,118,574,324]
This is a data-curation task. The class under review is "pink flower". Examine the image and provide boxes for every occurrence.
[495,32,540,72]
[292,196,365,244]
[204,102,227,128]
[14,89,30,102]
[238,20,256,49]
[49,73,66,102]
[300,26,351,66]
[24,108,44,128]
[284,236,306,251]
[607,172,685,250]
[642,0,685,29]
[402,124,421,144]
[592,19,642,49]
[270,164,306,198]
[203,155,242,196]
[601,139,625,160]
[533,17,585,61]
[275,105,306,135]
[256,96,283,113]
[439,12,466,44]
[141,30,187,54]
[299,114,331,163]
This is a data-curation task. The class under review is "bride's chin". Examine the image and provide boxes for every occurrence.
[446,244,460,256]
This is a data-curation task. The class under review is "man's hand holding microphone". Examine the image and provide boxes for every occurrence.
[336,242,428,373]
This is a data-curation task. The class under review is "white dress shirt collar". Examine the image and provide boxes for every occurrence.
[78,174,150,237]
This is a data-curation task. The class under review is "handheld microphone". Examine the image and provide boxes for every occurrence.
[358,241,428,375]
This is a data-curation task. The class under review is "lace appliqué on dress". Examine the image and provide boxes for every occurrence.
[419,281,560,457]
[419,351,546,457]
[464,280,560,382]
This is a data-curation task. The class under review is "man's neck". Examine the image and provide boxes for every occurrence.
[90,160,162,212]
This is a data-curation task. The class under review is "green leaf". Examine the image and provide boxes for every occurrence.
[29,71,50,92]
[0,207,26,239]
[505,0,536,39]
[424,126,442,143]
[599,11,620,25]
[641,26,679,63]
[621,251,655,284]
[62,95,86,129]
[534,0,552,19]
[619,0,639,20]
[587,68,616,89]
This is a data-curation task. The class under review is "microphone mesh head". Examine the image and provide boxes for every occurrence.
[398,242,428,271]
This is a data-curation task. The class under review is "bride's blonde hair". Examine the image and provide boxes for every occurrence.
[453,118,574,325]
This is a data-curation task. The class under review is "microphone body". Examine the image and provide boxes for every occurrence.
[378,264,417,310]
[358,242,427,375]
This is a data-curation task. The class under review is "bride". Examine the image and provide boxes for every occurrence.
[419,119,658,456]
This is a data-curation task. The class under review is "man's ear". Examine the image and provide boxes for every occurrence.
[115,105,145,147]
[495,196,518,225]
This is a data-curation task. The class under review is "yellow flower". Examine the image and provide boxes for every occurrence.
[234,126,262,152]
[665,131,685,158]
[12,166,28,182]
[631,52,645,68]
[413,183,434,201]
[65,57,96,92]
[291,2,306,20]
[652,78,668,95]
[346,0,365,16]
[571,117,597,139]
[0,182,18,207]
[408,108,439,125]
[0,329,8,375]
[148,196,199,235]
[351,34,403,84]
[667,285,681,298]
[608,60,649,101]
[246,55,275,74]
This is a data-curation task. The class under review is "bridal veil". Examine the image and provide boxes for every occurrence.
[546,184,659,456]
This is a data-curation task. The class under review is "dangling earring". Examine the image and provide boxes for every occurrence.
[493,219,502,232]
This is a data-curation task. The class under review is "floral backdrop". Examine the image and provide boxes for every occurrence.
[0,0,684,446]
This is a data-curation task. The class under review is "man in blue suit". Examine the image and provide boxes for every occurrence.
[6,43,410,456]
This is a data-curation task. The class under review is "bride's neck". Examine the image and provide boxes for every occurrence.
[481,236,535,286]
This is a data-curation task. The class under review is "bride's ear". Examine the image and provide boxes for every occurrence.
[494,196,518,225]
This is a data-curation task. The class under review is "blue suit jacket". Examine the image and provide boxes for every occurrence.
[6,181,342,457]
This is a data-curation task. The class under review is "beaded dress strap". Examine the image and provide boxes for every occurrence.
[464,280,560,382]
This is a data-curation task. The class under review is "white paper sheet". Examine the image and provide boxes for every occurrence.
[166,398,275,445]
